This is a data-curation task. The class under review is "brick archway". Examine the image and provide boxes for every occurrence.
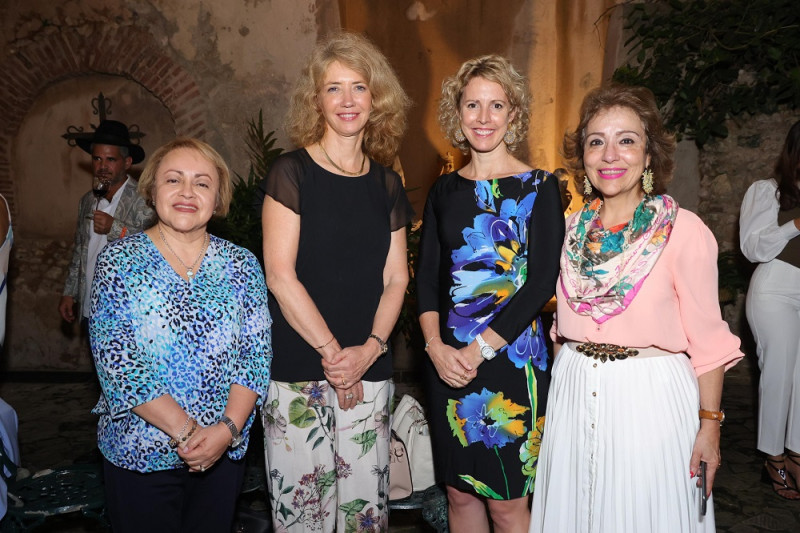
[0,24,208,214]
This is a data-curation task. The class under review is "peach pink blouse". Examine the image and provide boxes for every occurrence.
[553,207,743,377]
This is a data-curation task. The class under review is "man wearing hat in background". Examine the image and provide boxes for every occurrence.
[58,120,155,324]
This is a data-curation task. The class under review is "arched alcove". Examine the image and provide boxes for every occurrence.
[0,23,208,371]
[14,75,174,239]
[0,23,208,219]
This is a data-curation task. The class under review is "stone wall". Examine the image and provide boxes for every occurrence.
[0,0,328,371]
[698,111,800,253]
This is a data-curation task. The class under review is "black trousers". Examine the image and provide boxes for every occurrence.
[103,456,246,533]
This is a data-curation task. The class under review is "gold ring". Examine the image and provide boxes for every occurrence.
[341,377,347,387]
[462,373,468,380]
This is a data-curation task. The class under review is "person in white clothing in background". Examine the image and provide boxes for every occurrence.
[740,118,800,500]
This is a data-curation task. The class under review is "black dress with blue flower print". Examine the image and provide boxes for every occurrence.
[416,169,564,499]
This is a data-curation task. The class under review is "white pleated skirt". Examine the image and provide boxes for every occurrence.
[530,343,715,533]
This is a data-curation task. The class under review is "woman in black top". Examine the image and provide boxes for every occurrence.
[260,32,412,532]
[416,55,564,532]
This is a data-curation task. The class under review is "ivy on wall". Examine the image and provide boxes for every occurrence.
[612,0,800,146]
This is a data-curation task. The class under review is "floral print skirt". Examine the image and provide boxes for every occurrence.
[262,379,393,533]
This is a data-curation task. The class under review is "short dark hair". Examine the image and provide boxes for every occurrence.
[91,143,130,160]
[563,84,676,198]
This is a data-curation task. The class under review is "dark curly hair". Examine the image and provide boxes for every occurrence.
[563,84,676,199]
[775,119,800,211]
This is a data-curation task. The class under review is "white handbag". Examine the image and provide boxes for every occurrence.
[391,394,436,491]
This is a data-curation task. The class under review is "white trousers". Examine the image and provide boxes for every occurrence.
[746,259,800,455]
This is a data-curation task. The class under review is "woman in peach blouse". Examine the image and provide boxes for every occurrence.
[529,85,743,532]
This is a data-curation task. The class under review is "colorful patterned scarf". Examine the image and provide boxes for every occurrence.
[560,194,678,323]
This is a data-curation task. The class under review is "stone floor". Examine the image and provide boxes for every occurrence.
[0,355,799,532]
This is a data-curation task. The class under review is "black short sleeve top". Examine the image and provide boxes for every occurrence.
[262,148,414,382]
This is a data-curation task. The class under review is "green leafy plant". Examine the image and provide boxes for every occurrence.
[612,0,800,146]
[208,110,283,262]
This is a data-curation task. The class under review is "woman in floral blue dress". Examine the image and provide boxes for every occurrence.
[416,55,564,532]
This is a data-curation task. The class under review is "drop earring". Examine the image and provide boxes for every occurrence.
[642,168,654,194]
[583,177,593,196]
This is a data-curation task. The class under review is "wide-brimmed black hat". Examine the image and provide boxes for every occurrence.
[76,120,145,164]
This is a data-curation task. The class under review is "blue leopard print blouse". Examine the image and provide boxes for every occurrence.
[89,232,272,472]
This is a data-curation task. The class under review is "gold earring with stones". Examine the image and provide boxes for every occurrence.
[642,168,654,194]
[584,177,593,196]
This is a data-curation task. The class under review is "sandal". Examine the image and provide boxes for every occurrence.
[787,451,800,484]
[762,456,800,500]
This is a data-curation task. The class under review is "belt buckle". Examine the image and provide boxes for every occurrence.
[576,342,639,363]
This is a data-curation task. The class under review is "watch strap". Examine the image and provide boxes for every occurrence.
[219,414,242,446]
[699,409,725,424]
[476,333,496,360]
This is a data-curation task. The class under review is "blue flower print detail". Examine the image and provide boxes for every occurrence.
[505,317,548,370]
[447,388,528,449]
[447,173,547,370]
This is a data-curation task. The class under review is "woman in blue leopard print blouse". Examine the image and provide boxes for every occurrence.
[89,138,272,533]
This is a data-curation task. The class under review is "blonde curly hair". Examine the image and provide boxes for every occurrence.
[285,32,411,167]
[438,54,530,154]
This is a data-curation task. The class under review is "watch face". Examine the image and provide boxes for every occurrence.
[231,435,243,447]
[481,345,495,360]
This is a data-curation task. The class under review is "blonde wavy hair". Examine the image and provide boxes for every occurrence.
[438,54,530,154]
[138,137,233,218]
[285,32,411,167]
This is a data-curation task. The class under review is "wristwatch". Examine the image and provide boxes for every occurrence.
[369,333,388,355]
[699,409,725,425]
[219,415,243,448]
[475,333,496,360]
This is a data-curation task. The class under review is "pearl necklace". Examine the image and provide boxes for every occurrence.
[318,142,366,176]
[158,225,209,280]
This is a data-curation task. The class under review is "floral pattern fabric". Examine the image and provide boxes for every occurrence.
[90,232,272,472]
[263,379,393,532]
[417,170,563,500]
[560,194,678,323]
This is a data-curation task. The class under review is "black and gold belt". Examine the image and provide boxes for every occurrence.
[575,342,639,363]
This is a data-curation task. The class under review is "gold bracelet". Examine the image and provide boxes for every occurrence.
[699,409,725,424]
[315,335,335,350]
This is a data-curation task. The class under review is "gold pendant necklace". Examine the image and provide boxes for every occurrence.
[158,225,209,280]
[318,142,366,176]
